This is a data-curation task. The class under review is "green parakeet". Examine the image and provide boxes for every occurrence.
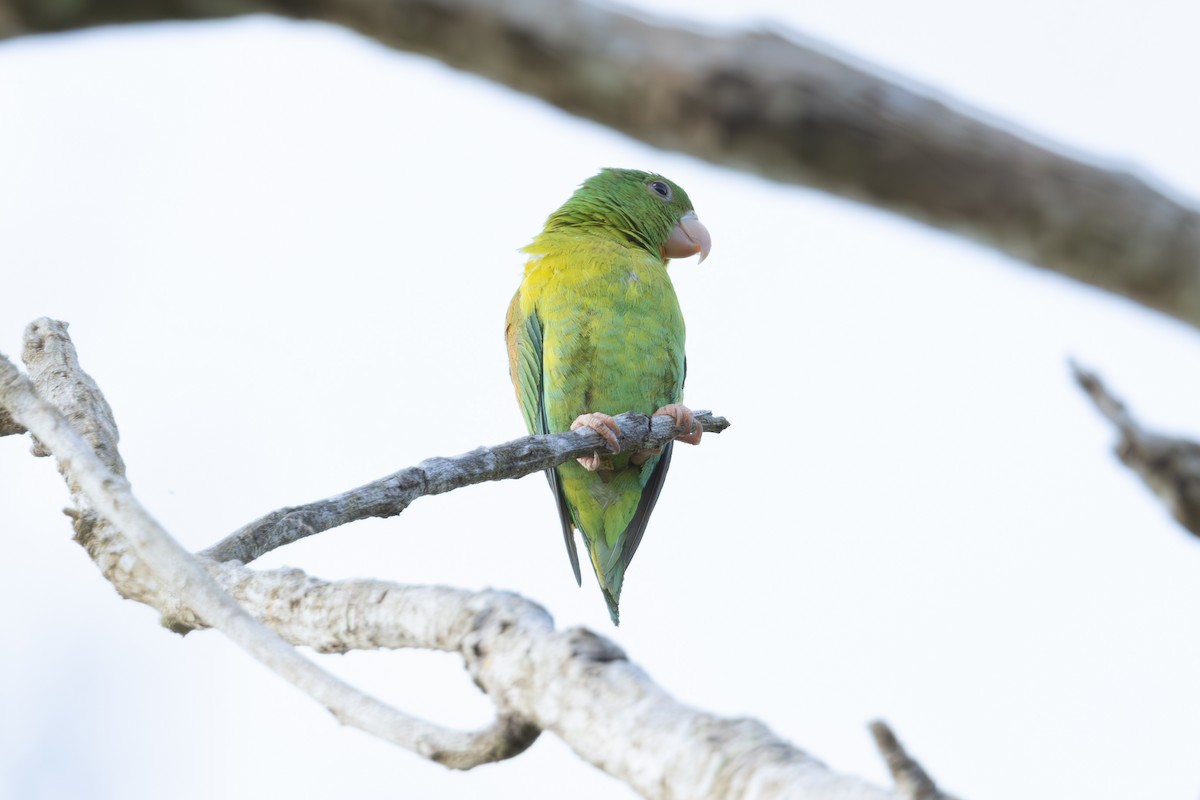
[505,168,711,624]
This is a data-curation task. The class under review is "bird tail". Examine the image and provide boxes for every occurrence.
[589,536,625,625]
[602,583,622,626]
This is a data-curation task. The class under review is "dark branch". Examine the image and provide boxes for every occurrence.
[4,0,1200,328]
[202,411,730,564]
[870,720,954,800]
[1073,361,1200,539]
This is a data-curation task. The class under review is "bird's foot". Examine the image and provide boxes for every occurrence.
[631,404,703,465]
[571,412,621,471]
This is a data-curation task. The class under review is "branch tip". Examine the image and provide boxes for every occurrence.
[869,719,946,800]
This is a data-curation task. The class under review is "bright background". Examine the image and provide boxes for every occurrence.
[3,2,1200,798]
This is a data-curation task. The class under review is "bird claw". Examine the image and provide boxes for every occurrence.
[571,412,621,471]
[572,406,702,470]
[631,404,703,464]
[657,403,703,445]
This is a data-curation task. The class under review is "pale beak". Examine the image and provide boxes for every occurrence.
[662,211,712,263]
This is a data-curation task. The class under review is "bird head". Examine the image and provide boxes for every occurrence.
[544,168,712,263]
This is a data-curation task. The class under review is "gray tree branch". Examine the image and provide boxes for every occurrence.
[0,318,907,799]
[870,720,958,800]
[202,410,728,564]
[3,0,1199,328]
[1073,362,1200,538]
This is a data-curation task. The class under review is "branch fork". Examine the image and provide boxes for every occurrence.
[1,316,938,798]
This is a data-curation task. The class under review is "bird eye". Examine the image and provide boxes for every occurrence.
[648,180,672,201]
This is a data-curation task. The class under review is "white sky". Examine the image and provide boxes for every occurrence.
[2,2,1200,798]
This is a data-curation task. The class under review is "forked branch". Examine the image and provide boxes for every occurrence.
[1,319,539,768]
[1,318,917,798]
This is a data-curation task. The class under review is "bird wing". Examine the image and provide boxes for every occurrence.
[616,441,673,577]
[604,357,688,579]
[505,292,583,585]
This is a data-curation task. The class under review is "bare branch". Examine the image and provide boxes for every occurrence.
[1073,362,1200,538]
[21,319,125,464]
[4,0,1200,328]
[208,562,896,799]
[2,318,539,770]
[202,410,730,564]
[16,319,169,611]
[870,720,955,800]
[1,318,895,797]
[1070,359,1138,433]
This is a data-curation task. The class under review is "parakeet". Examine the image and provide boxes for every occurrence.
[505,168,711,624]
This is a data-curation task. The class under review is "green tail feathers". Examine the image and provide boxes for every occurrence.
[602,584,622,626]
[581,515,628,625]
[559,443,674,625]
[597,543,627,625]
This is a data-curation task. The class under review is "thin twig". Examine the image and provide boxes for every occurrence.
[1072,360,1200,538]
[202,411,730,564]
[1069,359,1137,433]
[869,720,952,800]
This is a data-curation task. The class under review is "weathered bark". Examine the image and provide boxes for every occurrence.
[2,319,540,768]
[3,0,1199,329]
[0,318,904,799]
